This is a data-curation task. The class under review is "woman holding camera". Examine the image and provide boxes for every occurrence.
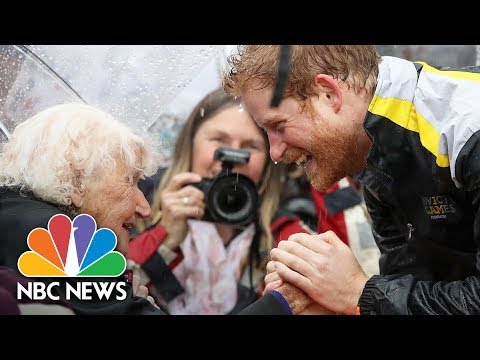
[128,88,312,314]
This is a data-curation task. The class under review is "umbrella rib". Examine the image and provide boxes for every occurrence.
[0,122,10,140]
[18,45,87,103]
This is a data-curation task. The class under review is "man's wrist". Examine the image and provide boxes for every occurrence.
[348,274,369,315]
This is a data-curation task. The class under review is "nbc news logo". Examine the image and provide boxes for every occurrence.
[17,214,127,301]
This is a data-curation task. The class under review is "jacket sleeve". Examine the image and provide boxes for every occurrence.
[363,187,432,278]
[356,187,428,314]
[359,135,480,315]
[128,223,185,302]
[238,291,291,315]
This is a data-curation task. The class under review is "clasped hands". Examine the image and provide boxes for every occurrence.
[263,231,369,315]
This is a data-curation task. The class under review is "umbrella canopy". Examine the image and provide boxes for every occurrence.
[1,44,478,158]
[0,45,231,148]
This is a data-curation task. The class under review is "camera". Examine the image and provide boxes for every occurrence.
[189,147,259,227]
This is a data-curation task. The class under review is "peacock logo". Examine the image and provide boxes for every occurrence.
[18,214,126,277]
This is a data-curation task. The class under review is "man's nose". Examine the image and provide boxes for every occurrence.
[267,131,287,163]
[136,190,152,219]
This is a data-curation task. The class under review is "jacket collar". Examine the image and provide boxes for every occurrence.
[364,56,419,137]
[353,57,420,195]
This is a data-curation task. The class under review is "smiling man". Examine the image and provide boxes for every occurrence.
[224,45,480,315]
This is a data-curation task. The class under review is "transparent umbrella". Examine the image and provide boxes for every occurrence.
[0,45,231,162]
[3,45,476,160]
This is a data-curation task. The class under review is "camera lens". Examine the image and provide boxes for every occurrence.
[208,173,258,226]
[217,184,247,213]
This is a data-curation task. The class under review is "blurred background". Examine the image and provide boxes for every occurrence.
[1,45,479,165]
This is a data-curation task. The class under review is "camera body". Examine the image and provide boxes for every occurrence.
[190,147,259,227]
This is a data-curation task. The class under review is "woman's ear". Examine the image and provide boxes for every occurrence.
[71,188,84,208]
[312,74,342,113]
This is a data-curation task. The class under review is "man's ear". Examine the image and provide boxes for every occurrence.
[71,188,84,208]
[312,74,342,113]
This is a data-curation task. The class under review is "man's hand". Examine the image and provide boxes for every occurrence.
[270,231,369,315]
[298,302,336,315]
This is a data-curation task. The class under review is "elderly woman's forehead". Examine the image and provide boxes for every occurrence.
[104,161,140,178]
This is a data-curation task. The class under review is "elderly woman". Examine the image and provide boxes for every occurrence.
[0,102,313,315]
[0,103,165,315]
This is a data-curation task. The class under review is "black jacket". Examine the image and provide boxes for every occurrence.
[0,188,285,315]
[354,57,480,314]
[0,188,164,315]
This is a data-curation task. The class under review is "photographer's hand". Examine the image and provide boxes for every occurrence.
[160,172,206,251]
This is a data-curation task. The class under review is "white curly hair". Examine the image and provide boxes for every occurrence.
[0,102,162,214]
